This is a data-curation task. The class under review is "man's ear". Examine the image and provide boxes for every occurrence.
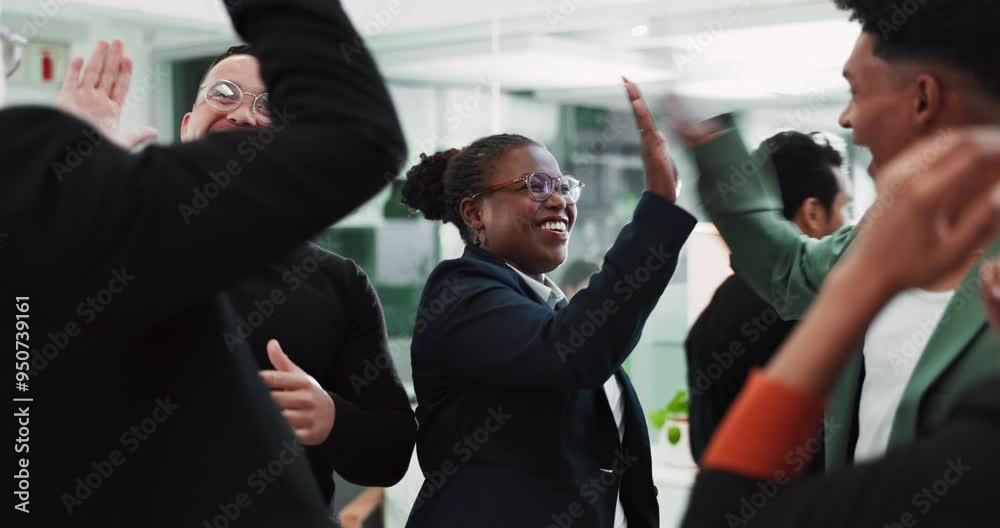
[793,197,828,239]
[180,112,193,141]
[913,73,943,127]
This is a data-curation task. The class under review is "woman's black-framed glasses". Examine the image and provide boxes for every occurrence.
[472,172,584,205]
[1,26,27,79]
[199,79,272,118]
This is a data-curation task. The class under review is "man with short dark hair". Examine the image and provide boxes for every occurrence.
[684,0,1000,470]
[180,44,416,511]
[686,131,848,464]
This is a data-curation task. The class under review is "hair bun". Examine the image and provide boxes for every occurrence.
[401,149,461,221]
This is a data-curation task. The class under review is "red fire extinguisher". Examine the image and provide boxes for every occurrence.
[42,49,54,83]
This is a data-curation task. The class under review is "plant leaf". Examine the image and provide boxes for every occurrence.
[668,426,681,445]
[649,407,669,430]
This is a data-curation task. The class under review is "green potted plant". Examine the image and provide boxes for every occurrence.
[648,390,694,467]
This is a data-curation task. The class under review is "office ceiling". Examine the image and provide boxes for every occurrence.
[1,0,859,108]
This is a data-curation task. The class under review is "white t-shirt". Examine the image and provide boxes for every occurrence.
[854,288,954,462]
[507,264,628,528]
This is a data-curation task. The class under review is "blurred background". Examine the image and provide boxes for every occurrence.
[1,0,877,525]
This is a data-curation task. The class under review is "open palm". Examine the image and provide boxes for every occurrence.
[55,40,156,150]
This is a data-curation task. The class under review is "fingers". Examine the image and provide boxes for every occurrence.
[267,339,304,373]
[259,370,310,391]
[269,389,312,410]
[624,77,657,136]
[110,56,133,106]
[98,40,123,94]
[81,40,110,88]
[61,57,84,92]
[281,410,313,429]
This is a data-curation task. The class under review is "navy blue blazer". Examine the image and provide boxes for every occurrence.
[405,193,697,528]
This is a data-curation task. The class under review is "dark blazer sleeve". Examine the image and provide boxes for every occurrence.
[682,382,1000,527]
[415,192,696,390]
[321,261,416,486]
[2,0,405,331]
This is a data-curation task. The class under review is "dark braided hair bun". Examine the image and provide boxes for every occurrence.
[401,149,462,221]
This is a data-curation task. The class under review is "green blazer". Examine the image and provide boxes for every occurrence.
[692,129,999,469]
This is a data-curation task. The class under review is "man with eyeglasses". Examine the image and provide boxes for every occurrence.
[178,44,416,515]
[1,0,405,525]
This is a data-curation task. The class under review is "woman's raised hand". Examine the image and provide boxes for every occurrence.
[624,78,678,202]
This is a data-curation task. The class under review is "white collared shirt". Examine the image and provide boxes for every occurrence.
[507,264,628,528]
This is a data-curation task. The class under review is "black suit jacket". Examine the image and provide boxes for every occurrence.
[3,1,405,525]
[405,193,697,528]
[225,243,416,505]
[682,378,1000,527]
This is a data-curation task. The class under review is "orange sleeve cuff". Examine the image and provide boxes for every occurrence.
[701,369,828,480]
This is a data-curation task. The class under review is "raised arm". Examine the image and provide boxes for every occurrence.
[418,192,695,390]
[2,0,405,331]
[690,126,855,319]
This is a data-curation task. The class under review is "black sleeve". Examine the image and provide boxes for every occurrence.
[320,261,416,486]
[416,192,697,390]
[682,388,1000,527]
[2,0,405,332]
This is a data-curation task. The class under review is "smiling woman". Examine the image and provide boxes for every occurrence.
[399,79,697,528]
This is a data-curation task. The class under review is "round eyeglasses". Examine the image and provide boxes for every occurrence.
[199,79,271,119]
[472,171,584,205]
[1,27,27,79]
